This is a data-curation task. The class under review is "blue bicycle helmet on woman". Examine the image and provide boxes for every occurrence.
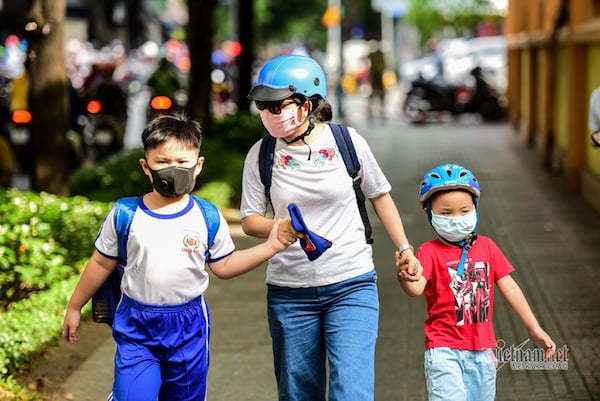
[247,54,327,101]
[418,163,481,276]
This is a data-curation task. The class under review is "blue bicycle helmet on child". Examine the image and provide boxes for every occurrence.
[247,54,327,101]
[419,163,481,208]
[419,163,481,276]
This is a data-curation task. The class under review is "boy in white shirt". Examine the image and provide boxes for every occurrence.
[62,113,287,401]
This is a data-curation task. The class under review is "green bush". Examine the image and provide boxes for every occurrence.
[0,189,109,307]
[68,148,149,202]
[193,181,234,209]
[0,377,40,401]
[210,112,264,153]
[0,274,89,379]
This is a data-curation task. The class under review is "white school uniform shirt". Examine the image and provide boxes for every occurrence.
[240,123,391,288]
[95,196,235,305]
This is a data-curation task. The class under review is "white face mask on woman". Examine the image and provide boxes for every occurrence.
[430,209,478,242]
[260,105,305,139]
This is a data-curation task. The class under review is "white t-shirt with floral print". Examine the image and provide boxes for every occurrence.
[240,123,391,288]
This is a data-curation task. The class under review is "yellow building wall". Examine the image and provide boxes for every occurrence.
[556,46,569,151]
[536,49,546,140]
[520,49,531,124]
[587,46,600,175]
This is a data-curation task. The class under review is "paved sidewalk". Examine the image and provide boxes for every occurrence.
[353,115,600,401]
[55,115,599,400]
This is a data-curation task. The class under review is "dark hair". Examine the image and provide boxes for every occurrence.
[141,112,202,153]
[308,96,332,122]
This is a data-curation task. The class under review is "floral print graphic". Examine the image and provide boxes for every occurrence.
[314,147,337,166]
[275,154,301,170]
[274,147,339,170]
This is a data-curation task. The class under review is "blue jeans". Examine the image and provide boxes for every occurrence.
[424,347,496,401]
[267,270,379,401]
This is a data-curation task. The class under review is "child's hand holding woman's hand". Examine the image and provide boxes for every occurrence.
[268,219,293,252]
[395,250,422,282]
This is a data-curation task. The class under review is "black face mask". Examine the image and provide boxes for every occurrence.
[148,164,197,198]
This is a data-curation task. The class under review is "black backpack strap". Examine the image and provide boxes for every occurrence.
[258,134,277,207]
[328,123,374,244]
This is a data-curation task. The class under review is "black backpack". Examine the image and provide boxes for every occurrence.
[258,122,373,244]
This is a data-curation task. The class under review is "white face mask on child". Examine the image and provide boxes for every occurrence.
[431,209,477,242]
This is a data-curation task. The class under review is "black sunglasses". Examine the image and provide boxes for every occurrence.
[255,99,302,114]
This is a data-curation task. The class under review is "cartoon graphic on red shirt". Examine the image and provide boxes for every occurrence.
[448,261,490,326]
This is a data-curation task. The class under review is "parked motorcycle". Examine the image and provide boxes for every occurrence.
[81,97,126,162]
[145,57,186,122]
[467,67,508,122]
[79,63,128,162]
[146,89,187,122]
[8,109,33,174]
[402,67,507,123]
[403,76,471,123]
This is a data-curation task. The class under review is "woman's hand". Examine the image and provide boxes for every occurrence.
[267,219,291,252]
[277,218,304,246]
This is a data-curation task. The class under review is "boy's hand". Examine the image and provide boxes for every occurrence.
[277,219,305,246]
[530,326,556,359]
[62,307,82,344]
[268,219,291,252]
[395,250,422,282]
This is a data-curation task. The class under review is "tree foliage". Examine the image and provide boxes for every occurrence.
[404,0,501,48]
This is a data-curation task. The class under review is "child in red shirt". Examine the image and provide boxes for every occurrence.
[397,163,555,401]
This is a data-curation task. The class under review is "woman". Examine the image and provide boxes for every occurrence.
[240,54,420,401]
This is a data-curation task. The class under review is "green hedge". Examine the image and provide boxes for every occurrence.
[0,275,88,379]
[0,274,91,400]
[0,189,110,307]
[0,377,40,401]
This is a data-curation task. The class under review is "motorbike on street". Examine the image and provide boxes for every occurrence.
[145,58,186,122]
[81,97,125,162]
[146,89,187,122]
[402,67,507,123]
[79,64,128,162]
[403,76,472,123]
[467,66,508,122]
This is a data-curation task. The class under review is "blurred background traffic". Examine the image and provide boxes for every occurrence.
[0,0,508,200]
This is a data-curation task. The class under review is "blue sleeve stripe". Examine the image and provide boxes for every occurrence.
[206,250,234,264]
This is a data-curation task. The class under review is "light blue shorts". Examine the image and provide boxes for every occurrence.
[424,347,496,401]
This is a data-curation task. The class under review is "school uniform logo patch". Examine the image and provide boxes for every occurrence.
[181,231,201,254]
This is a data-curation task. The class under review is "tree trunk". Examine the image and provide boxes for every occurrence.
[236,0,254,113]
[85,0,114,47]
[187,0,215,134]
[125,0,146,50]
[26,0,69,195]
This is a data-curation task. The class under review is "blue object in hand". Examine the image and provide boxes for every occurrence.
[288,203,332,261]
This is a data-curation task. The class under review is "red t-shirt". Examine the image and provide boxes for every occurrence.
[416,236,514,351]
